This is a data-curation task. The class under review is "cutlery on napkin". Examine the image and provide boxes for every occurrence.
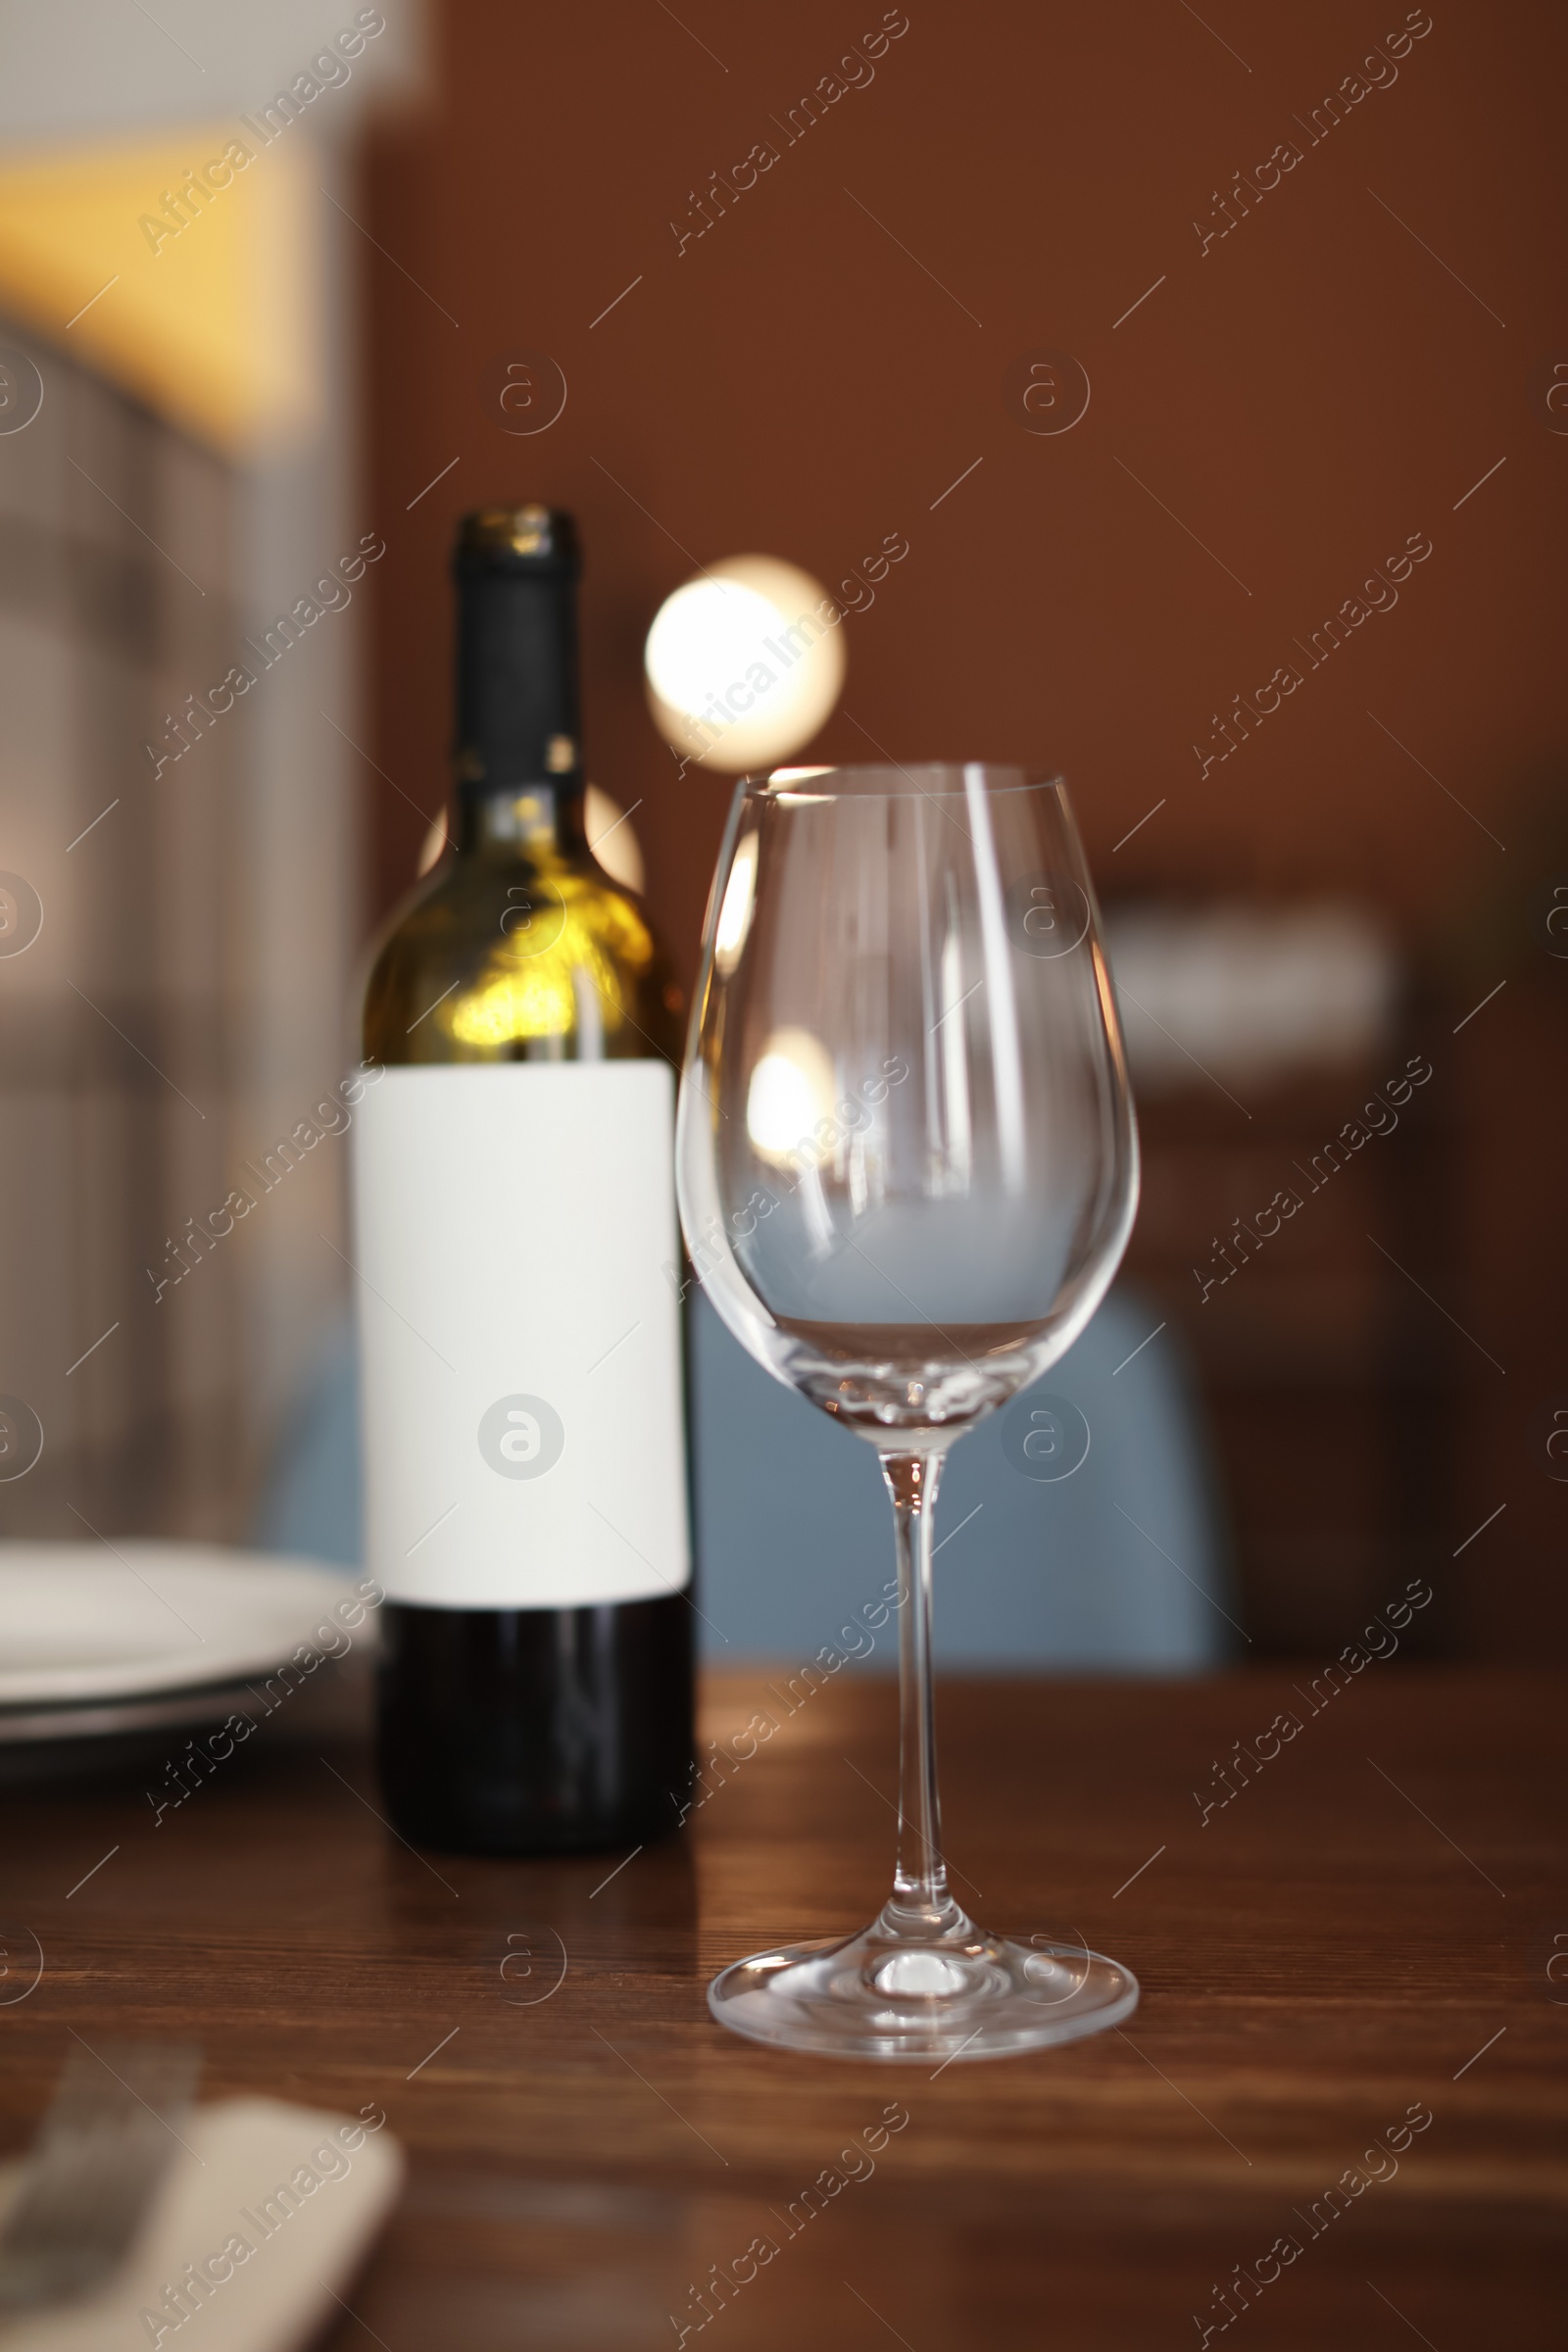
[0,2061,403,2352]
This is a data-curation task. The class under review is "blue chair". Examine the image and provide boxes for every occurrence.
[255,1319,365,1575]
[689,1286,1233,1671]
[257,1288,1235,1672]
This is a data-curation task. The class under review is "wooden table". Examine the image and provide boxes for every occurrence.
[2,1664,1562,2348]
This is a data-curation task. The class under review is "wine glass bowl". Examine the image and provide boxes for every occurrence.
[681,766,1136,1440]
[677,763,1142,2060]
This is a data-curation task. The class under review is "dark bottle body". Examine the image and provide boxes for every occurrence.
[376,1595,693,1853]
[359,505,693,1856]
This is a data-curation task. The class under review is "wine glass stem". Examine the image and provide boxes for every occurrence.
[879,1450,963,1938]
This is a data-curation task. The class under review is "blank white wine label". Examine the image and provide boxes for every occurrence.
[352,1062,690,1608]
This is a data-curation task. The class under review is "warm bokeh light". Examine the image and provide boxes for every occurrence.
[644,555,846,773]
[745,1027,838,1166]
[416,786,646,894]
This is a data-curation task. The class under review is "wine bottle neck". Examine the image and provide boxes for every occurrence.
[455,782,587,858]
[454,562,583,798]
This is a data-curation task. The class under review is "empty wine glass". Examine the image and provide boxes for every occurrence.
[676,763,1141,2061]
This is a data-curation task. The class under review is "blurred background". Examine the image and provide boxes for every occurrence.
[0,0,1562,1663]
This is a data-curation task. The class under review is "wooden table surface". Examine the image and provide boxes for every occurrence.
[2,1662,1563,2349]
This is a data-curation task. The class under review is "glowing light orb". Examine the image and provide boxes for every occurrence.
[746,1028,838,1166]
[645,555,846,773]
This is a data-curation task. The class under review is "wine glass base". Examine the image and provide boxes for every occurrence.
[708,1921,1139,2063]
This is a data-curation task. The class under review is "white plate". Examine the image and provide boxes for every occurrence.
[0,1680,281,1749]
[0,1544,376,1707]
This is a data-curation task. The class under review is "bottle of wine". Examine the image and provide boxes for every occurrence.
[354,503,694,1854]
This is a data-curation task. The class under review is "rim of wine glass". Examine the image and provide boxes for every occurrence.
[742,761,1069,801]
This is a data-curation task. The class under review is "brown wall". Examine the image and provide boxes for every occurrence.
[361,0,1568,1652]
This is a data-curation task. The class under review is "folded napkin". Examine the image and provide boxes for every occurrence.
[0,2097,403,2352]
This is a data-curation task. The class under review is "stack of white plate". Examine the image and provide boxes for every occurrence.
[0,1544,373,1745]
